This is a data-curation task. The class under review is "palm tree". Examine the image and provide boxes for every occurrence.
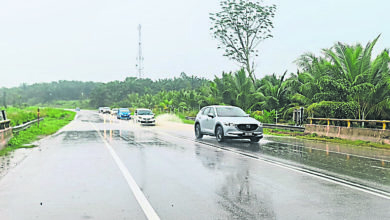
[323,35,390,119]
[258,71,290,111]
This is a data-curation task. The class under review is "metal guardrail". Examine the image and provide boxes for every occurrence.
[263,123,305,132]
[308,117,389,130]
[12,118,45,133]
[185,116,196,121]
[185,116,305,132]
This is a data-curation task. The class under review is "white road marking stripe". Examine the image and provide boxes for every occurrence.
[158,130,390,200]
[91,123,160,220]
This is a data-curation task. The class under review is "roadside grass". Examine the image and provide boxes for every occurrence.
[3,107,38,126]
[264,128,390,149]
[39,100,92,110]
[176,113,195,125]
[0,108,76,156]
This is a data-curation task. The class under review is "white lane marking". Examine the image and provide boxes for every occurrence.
[91,122,160,220]
[157,130,390,200]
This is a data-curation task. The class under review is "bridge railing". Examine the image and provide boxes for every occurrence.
[308,118,390,130]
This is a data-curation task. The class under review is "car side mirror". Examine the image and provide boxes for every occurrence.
[207,113,215,118]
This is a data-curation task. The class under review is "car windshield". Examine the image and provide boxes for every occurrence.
[138,110,153,115]
[120,109,129,113]
[216,107,247,117]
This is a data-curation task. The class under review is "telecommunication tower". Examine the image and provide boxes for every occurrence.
[136,24,144,78]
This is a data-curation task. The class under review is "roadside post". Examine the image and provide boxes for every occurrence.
[37,108,40,128]
[300,107,304,126]
[1,110,6,121]
[275,110,278,124]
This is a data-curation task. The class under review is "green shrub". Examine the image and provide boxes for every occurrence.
[251,110,276,123]
[306,101,358,119]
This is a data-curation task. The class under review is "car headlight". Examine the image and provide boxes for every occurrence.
[223,122,236,127]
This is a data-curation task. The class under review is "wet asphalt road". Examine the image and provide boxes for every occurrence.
[0,110,389,220]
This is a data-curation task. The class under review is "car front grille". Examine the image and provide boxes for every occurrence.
[237,124,258,131]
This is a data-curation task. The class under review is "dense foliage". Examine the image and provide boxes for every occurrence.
[0,81,98,107]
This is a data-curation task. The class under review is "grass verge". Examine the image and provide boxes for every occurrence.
[0,108,76,156]
[264,128,390,149]
[176,113,195,125]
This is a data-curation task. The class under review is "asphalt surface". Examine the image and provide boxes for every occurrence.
[0,110,389,220]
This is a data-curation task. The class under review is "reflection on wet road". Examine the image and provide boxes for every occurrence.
[194,137,390,193]
[0,110,389,220]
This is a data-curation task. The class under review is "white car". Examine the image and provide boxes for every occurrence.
[135,108,155,125]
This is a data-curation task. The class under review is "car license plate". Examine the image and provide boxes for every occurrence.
[244,133,252,136]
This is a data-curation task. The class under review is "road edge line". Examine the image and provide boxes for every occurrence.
[90,122,160,220]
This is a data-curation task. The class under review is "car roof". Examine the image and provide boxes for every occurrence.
[136,108,152,111]
[202,105,236,108]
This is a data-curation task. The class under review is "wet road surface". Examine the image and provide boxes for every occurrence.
[0,110,389,219]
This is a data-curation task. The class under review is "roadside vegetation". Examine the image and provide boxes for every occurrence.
[0,108,75,156]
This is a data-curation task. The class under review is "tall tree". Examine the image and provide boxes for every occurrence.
[210,0,276,84]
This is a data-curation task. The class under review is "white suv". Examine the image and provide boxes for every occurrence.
[194,105,263,142]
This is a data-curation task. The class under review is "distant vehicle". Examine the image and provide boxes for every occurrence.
[111,108,119,115]
[98,107,103,113]
[117,108,131,120]
[75,107,80,111]
[194,105,263,143]
[102,107,111,114]
[135,108,155,125]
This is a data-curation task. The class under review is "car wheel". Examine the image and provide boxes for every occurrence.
[250,137,261,143]
[195,123,203,139]
[216,126,224,142]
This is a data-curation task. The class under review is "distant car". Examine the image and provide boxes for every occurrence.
[102,107,111,114]
[117,108,131,120]
[111,108,119,115]
[194,105,263,143]
[75,107,80,111]
[135,108,155,125]
[98,107,103,113]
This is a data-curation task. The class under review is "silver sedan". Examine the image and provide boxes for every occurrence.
[194,105,263,143]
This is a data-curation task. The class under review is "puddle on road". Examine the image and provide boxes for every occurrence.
[97,129,170,148]
[78,112,104,123]
[209,138,390,192]
[62,131,100,143]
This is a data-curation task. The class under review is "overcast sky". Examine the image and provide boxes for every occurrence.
[0,0,388,88]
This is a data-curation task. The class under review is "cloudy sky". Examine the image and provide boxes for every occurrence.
[0,0,388,87]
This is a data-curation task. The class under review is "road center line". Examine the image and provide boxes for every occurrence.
[156,130,390,200]
[90,122,160,220]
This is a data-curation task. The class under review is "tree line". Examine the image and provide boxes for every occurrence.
[93,36,390,122]
[1,38,389,122]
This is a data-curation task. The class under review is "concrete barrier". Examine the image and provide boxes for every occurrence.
[305,124,390,144]
[0,127,12,150]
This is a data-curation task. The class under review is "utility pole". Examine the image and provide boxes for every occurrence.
[136,24,144,78]
[275,110,278,124]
